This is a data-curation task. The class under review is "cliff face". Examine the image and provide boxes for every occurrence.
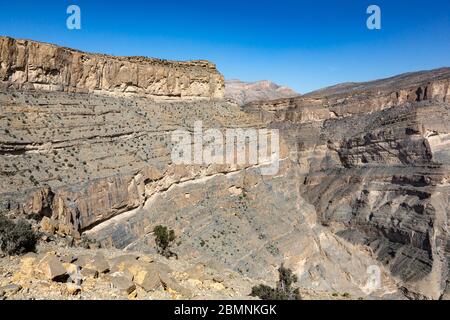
[4,37,450,300]
[0,36,224,99]
[0,37,401,299]
[243,68,450,299]
[0,83,391,299]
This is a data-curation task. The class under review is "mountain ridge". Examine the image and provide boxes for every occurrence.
[225,79,299,105]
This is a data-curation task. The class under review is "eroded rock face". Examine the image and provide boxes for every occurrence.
[86,160,399,297]
[243,68,450,299]
[0,89,268,238]
[0,36,224,99]
[3,38,449,299]
[0,70,389,296]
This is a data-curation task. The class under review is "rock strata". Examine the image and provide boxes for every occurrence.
[243,68,450,299]
[2,37,449,300]
[0,36,224,100]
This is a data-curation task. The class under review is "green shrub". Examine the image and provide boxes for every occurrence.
[0,213,38,256]
[153,225,177,259]
[250,264,301,300]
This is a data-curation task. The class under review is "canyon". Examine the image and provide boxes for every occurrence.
[1,36,449,300]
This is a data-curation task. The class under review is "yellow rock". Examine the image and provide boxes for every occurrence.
[40,217,57,234]
[20,255,37,276]
[128,290,138,300]
[137,255,154,264]
[37,254,67,281]
[66,283,81,295]
[209,281,226,291]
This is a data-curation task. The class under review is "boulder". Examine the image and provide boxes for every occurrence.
[213,275,225,283]
[40,217,57,234]
[66,283,81,295]
[109,272,136,294]
[20,253,38,276]
[109,254,139,273]
[73,254,92,267]
[133,266,161,292]
[64,263,82,285]
[0,284,22,296]
[185,264,210,281]
[37,255,68,282]
[60,254,77,264]
[137,255,154,263]
[81,255,110,274]
[159,272,193,298]
[80,268,99,279]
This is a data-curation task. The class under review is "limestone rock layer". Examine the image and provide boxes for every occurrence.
[0,36,224,99]
[3,37,450,300]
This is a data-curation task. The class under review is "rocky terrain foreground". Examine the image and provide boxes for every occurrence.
[0,237,257,300]
[0,235,360,300]
[0,36,449,300]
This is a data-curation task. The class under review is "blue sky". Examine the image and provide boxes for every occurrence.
[1,0,449,92]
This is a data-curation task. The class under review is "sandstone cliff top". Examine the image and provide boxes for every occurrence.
[0,36,224,99]
[0,35,218,69]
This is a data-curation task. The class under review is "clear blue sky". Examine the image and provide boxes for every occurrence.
[1,0,449,92]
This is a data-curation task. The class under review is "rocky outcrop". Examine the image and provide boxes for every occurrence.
[0,242,261,300]
[0,36,224,99]
[225,79,298,105]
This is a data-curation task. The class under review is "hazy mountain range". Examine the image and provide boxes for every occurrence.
[225,79,299,105]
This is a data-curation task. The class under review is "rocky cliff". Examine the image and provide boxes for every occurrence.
[0,37,401,299]
[1,87,391,299]
[244,68,450,299]
[0,36,224,99]
[2,37,450,300]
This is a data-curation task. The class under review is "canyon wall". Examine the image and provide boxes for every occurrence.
[244,68,450,299]
[0,84,390,298]
[0,36,224,99]
[0,37,398,298]
[3,37,450,299]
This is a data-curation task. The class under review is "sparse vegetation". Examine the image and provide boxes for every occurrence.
[153,225,177,259]
[250,264,301,300]
[0,213,38,256]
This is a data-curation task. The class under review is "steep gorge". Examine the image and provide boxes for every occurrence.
[244,68,450,299]
[1,37,449,299]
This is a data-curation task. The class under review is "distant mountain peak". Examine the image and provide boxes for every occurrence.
[225,79,299,105]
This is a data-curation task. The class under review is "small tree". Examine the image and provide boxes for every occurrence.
[153,225,177,259]
[0,213,38,256]
[251,264,301,300]
[277,264,297,292]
